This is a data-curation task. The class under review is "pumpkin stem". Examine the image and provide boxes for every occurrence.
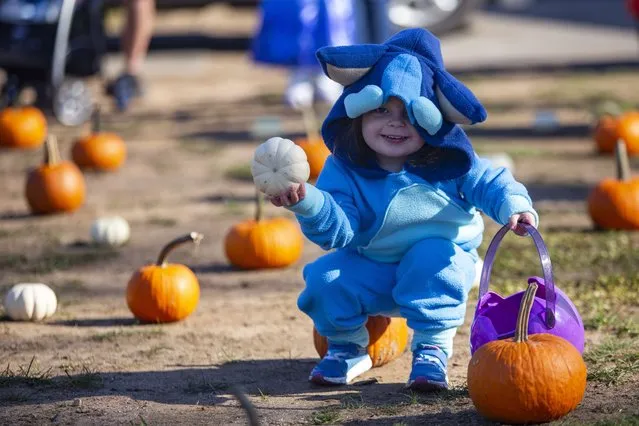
[255,190,263,222]
[44,135,61,166]
[301,106,321,142]
[91,106,101,133]
[513,281,539,343]
[615,139,630,181]
[156,232,204,266]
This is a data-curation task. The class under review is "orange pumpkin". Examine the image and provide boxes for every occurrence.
[593,114,619,154]
[588,140,639,229]
[468,281,587,424]
[25,135,86,215]
[617,111,639,155]
[71,108,126,171]
[594,111,639,155]
[295,137,330,180]
[224,192,304,269]
[313,316,409,367]
[126,232,203,323]
[0,106,47,149]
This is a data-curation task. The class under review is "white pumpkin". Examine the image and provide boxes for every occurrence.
[251,137,310,197]
[4,283,57,321]
[90,216,130,247]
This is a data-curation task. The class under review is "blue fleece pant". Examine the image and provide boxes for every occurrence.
[298,238,477,358]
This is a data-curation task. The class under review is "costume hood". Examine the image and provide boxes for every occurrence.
[316,28,487,181]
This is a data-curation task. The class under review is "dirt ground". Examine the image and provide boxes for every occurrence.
[1,5,639,426]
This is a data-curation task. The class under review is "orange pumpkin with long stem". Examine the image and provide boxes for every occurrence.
[296,106,330,180]
[313,316,409,367]
[468,281,587,424]
[25,135,86,215]
[71,108,126,171]
[126,232,203,323]
[0,106,47,149]
[224,191,304,269]
[588,140,639,229]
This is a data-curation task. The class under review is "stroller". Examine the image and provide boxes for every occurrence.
[0,0,106,126]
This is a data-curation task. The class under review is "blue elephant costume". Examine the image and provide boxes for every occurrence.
[285,28,538,388]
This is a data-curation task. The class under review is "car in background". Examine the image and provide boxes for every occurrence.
[388,0,485,34]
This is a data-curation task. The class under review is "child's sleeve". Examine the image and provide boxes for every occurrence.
[457,154,539,226]
[285,156,360,250]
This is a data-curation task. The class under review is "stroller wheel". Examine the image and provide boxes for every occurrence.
[53,79,94,126]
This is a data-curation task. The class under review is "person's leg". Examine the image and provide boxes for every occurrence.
[394,238,477,391]
[299,248,397,384]
[109,0,155,111]
[121,0,155,75]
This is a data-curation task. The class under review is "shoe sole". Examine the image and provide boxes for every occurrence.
[309,355,372,385]
[406,377,448,392]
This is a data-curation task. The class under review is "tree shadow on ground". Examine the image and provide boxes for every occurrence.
[0,358,489,425]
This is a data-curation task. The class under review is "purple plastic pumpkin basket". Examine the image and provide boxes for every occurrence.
[470,223,585,354]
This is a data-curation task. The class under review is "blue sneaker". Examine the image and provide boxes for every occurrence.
[406,344,449,392]
[309,343,372,385]
[106,73,143,112]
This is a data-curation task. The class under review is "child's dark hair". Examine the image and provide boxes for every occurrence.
[332,117,443,168]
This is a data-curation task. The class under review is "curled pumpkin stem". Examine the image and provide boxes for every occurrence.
[615,139,630,181]
[91,105,101,134]
[44,135,61,166]
[255,190,263,222]
[513,281,539,343]
[156,232,204,266]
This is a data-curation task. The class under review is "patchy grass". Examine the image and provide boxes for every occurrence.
[584,338,639,385]
[0,247,119,274]
[89,327,165,342]
[146,217,177,227]
[478,229,639,337]
[178,138,222,154]
[183,377,229,394]
[0,356,53,387]
[137,344,170,358]
[61,363,103,390]
[309,407,341,425]
[224,164,253,182]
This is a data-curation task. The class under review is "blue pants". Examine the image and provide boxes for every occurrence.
[298,238,477,357]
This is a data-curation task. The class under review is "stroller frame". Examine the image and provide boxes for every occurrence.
[0,0,106,126]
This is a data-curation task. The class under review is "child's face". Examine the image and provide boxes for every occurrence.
[361,97,425,172]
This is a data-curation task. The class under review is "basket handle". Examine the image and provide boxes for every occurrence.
[478,223,556,328]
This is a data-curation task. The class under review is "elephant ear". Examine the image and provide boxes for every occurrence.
[434,69,487,125]
[316,44,388,87]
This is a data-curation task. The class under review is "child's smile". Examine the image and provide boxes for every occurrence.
[362,97,425,171]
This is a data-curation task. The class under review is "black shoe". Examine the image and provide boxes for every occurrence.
[106,73,143,112]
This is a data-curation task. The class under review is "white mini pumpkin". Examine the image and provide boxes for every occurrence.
[251,137,310,197]
[4,283,57,321]
[91,216,130,247]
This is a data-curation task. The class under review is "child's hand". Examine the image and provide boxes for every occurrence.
[508,212,537,236]
[269,183,306,207]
